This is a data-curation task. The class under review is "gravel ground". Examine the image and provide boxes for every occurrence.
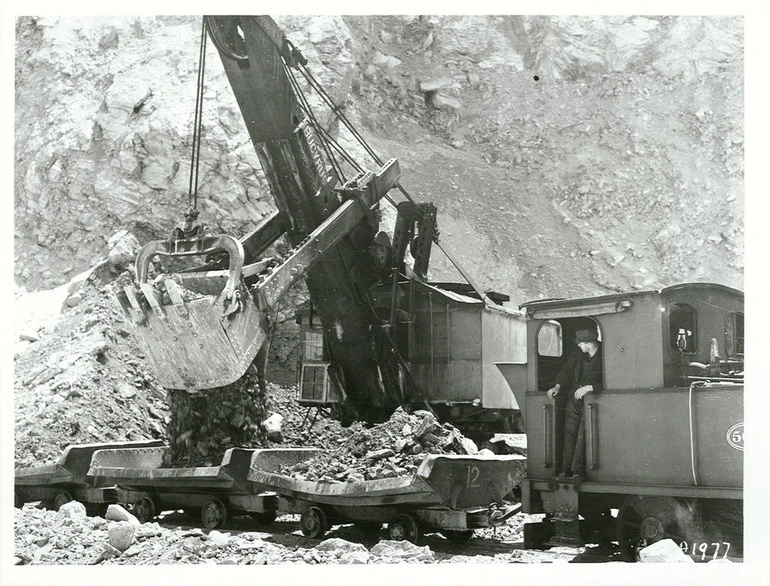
[14,501,599,566]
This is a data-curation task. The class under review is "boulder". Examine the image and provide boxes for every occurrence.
[419,78,456,92]
[58,500,87,520]
[105,504,140,526]
[370,539,435,562]
[412,413,437,438]
[430,92,461,110]
[366,448,395,461]
[122,544,143,557]
[452,435,478,455]
[104,230,140,268]
[488,433,527,455]
[314,538,368,556]
[638,539,695,563]
[264,412,284,442]
[339,551,370,564]
[207,530,230,547]
[372,51,402,68]
[107,521,136,552]
[135,521,163,538]
[93,543,123,564]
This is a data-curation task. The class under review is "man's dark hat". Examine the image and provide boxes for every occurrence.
[575,328,599,343]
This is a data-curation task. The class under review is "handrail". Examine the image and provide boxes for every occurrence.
[543,403,552,468]
[587,403,598,470]
[688,381,705,486]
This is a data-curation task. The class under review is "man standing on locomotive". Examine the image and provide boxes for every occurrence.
[546,328,603,478]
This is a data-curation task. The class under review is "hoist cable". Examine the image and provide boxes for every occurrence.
[296,62,426,208]
[288,74,344,181]
[188,18,208,211]
[306,116,365,173]
[282,61,348,183]
[297,63,383,167]
[288,45,492,304]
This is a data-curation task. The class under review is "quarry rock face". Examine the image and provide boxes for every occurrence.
[15,16,743,301]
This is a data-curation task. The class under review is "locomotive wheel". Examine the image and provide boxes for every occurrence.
[201,498,227,529]
[353,521,382,536]
[132,497,156,523]
[53,491,73,511]
[388,514,420,543]
[250,511,277,526]
[300,507,328,539]
[441,529,475,544]
[617,495,693,561]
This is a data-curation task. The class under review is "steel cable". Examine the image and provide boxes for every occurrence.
[188,18,208,211]
[287,40,494,304]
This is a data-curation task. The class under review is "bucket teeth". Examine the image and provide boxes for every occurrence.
[121,286,149,325]
[122,286,142,312]
[163,278,189,318]
[139,283,166,318]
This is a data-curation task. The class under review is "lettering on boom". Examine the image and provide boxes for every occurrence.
[300,121,332,187]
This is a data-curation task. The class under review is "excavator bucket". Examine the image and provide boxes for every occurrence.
[116,233,268,391]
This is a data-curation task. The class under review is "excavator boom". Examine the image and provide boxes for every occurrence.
[119,16,405,423]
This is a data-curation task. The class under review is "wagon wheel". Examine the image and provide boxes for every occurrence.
[201,498,227,530]
[353,521,382,536]
[300,506,328,539]
[250,511,277,527]
[53,491,73,511]
[441,529,475,544]
[617,495,694,561]
[132,497,156,523]
[388,514,420,543]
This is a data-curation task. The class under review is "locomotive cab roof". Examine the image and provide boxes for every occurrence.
[519,282,742,318]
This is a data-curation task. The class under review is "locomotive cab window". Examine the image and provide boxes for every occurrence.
[726,311,744,358]
[669,303,697,353]
[538,320,563,357]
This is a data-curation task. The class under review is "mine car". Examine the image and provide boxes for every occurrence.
[497,282,743,561]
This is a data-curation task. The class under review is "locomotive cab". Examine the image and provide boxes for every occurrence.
[498,282,744,561]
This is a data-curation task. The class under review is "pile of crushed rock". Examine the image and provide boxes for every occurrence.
[279,408,481,482]
[14,501,440,565]
[14,232,169,468]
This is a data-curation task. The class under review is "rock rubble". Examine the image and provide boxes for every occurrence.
[278,408,481,482]
[14,503,526,565]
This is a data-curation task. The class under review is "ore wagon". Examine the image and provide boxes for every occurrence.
[88,446,317,528]
[89,446,525,541]
[14,440,163,513]
[497,282,744,561]
[247,452,525,542]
